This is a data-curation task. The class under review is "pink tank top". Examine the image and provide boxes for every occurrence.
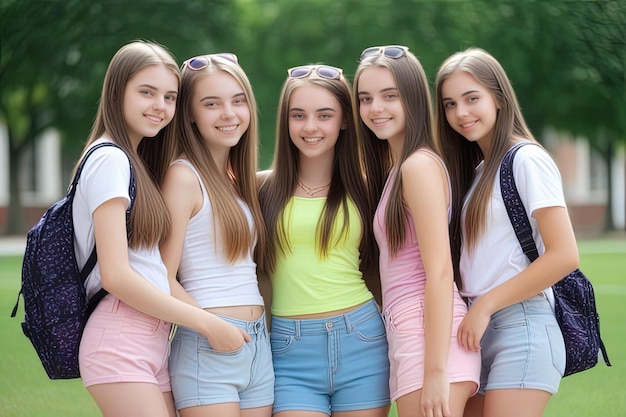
[373,149,456,310]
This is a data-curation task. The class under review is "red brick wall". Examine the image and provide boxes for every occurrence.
[0,206,48,233]
[568,204,607,238]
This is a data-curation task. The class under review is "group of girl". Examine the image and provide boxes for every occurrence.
[73,40,578,417]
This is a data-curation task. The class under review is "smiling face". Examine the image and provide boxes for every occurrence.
[288,83,345,162]
[441,70,499,149]
[123,64,178,146]
[190,70,250,156]
[356,66,406,145]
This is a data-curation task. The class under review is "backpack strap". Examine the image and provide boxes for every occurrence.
[498,142,539,262]
[499,141,611,366]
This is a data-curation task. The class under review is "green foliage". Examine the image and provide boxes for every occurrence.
[1,0,624,224]
[232,0,624,167]
[1,0,238,162]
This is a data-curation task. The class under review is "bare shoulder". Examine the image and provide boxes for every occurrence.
[401,148,444,177]
[163,161,200,192]
[401,149,449,204]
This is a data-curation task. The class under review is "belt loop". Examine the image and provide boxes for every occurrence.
[344,312,353,333]
[382,307,390,326]
[111,296,121,313]
[295,320,301,340]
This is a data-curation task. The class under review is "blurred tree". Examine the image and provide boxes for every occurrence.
[1,0,623,234]
[467,0,625,230]
[234,0,478,167]
[562,0,625,230]
[0,0,235,234]
[233,0,626,231]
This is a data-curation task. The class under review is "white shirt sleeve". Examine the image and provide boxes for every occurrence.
[78,145,132,215]
[513,144,566,216]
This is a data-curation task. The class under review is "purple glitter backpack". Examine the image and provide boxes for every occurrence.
[10,142,135,379]
[499,142,611,377]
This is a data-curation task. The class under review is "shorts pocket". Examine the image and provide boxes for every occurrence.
[353,312,387,342]
[121,311,162,336]
[489,304,527,330]
[270,334,295,355]
[79,327,105,366]
[200,341,245,356]
[546,324,566,375]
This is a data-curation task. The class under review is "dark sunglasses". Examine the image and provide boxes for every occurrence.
[182,53,239,71]
[359,45,409,61]
[287,65,343,80]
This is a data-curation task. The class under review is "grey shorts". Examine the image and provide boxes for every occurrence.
[478,295,566,395]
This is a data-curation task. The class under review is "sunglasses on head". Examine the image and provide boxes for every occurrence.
[182,53,239,71]
[359,45,409,61]
[287,65,343,80]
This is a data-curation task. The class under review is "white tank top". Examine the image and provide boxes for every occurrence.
[173,159,263,308]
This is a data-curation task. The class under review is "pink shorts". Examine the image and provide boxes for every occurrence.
[79,294,172,391]
[383,294,480,402]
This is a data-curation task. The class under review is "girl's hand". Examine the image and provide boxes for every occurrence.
[421,371,451,417]
[204,318,251,352]
[457,303,490,352]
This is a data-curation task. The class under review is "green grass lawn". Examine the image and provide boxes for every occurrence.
[0,239,624,416]
[0,256,99,416]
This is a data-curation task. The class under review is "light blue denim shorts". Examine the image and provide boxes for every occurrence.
[270,299,391,415]
[168,313,274,410]
[478,294,566,395]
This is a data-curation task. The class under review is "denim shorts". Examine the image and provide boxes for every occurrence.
[478,294,566,395]
[79,295,172,391]
[168,313,274,410]
[270,299,391,414]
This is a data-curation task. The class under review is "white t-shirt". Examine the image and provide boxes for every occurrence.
[459,144,566,302]
[72,139,170,299]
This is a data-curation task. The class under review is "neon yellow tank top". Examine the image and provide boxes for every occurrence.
[271,196,373,316]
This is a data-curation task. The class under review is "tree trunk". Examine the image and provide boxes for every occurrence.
[602,138,615,231]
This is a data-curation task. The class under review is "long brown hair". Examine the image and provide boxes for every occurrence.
[80,40,179,249]
[258,70,374,274]
[435,48,537,269]
[172,55,266,264]
[354,48,437,256]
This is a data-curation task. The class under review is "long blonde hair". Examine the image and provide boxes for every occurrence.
[258,70,374,274]
[435,48,537,254]
[81,40,179,249]
[174,55,266,264]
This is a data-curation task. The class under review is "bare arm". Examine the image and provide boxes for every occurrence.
[94,198,214,328]
[94,195,249,351]
[160,162,203,307]
[402,151,453,417]
[459,205,579,351]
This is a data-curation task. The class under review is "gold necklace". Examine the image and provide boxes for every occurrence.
[297,179,330,197]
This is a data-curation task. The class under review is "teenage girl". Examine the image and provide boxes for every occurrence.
[354,45,480,417]
[435,47,577,417]
[258,64,390,417]
[75,41,243,417]
[158,53,273,417]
